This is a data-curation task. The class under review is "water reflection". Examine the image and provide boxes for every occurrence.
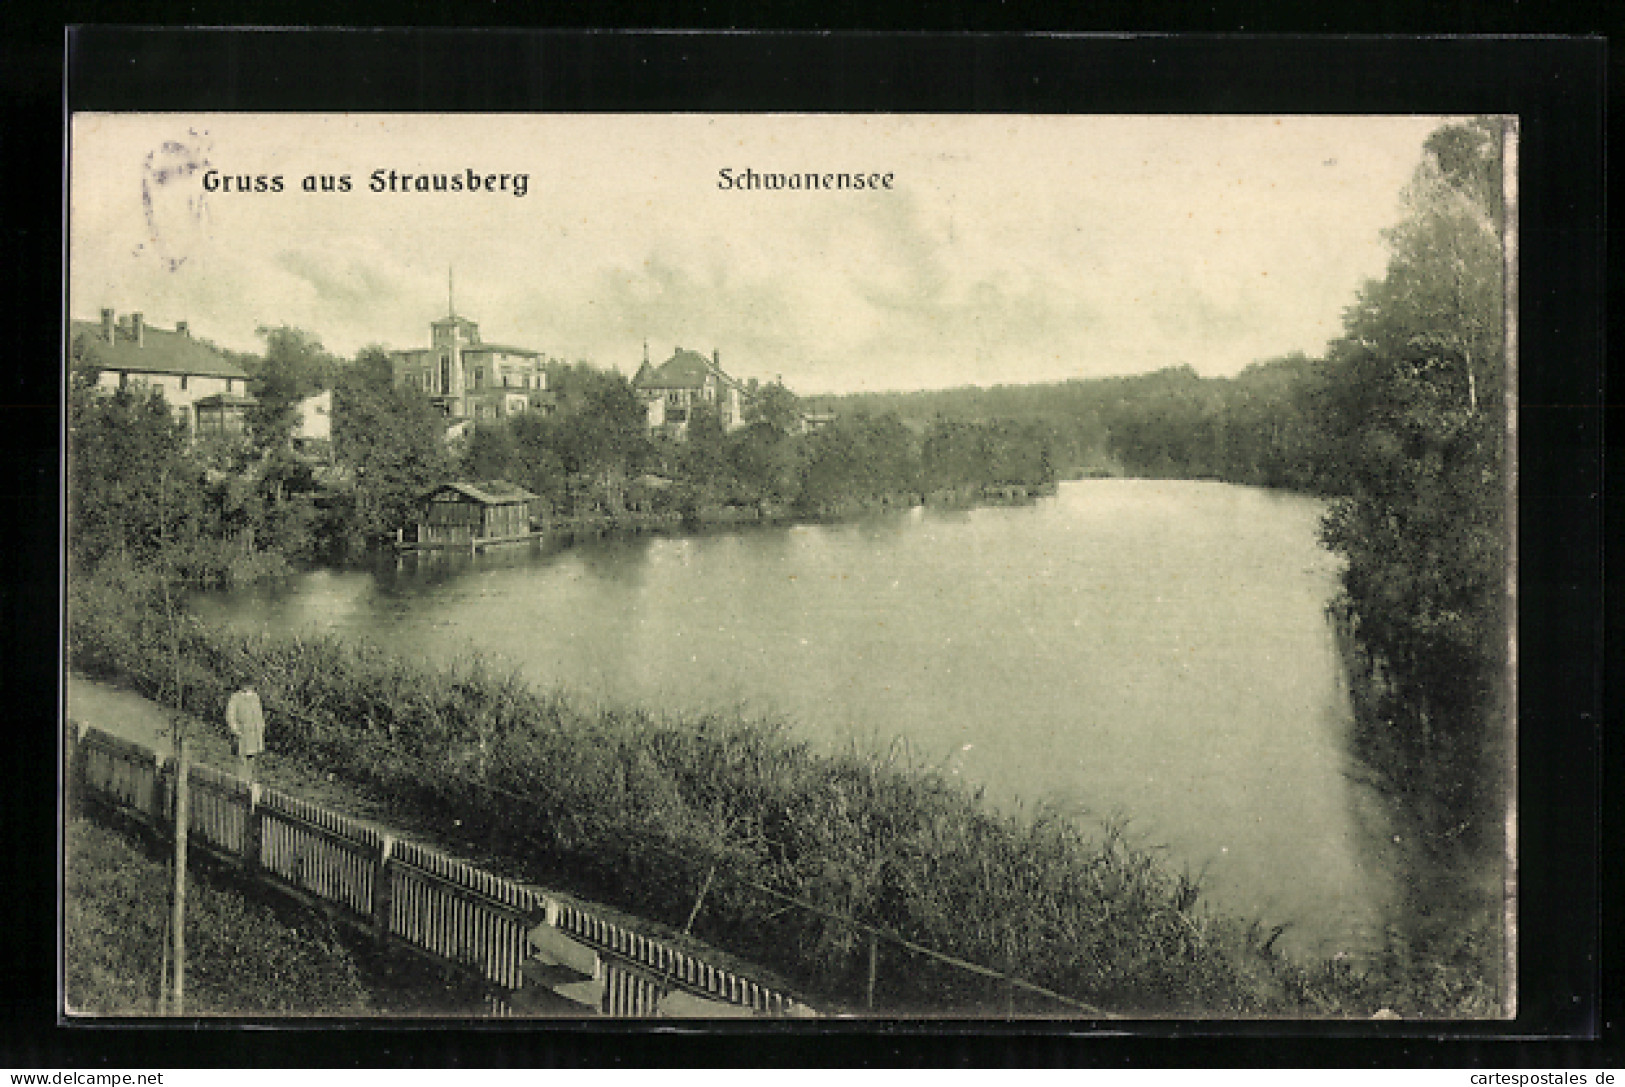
[191,479,1405,961]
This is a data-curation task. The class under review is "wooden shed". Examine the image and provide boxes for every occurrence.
[413,481,540,549]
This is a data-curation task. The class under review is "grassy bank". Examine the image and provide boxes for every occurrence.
[64,815,372,1016]
[71,557,1397,1017]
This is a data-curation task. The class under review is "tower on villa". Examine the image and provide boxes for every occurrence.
[390,273,551,421]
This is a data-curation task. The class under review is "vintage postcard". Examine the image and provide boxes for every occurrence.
[64,112,1516,1021]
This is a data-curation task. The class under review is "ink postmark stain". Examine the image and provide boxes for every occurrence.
[137,130,212,271]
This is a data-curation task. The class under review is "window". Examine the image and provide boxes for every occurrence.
[180,375,189,391]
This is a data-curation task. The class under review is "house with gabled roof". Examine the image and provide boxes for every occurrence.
[70,309,255,439]
[631,344,748,438]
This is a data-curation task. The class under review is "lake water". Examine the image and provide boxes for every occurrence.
[190,478,1405,961]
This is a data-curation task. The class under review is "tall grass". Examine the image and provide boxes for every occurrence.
[70,561,1389,1016]
[63,816,371,1016]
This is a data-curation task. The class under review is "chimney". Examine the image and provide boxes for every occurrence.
[176,320,189,337]
[100,308,115,343]
[131,312,145,347]
[713,349,720,369]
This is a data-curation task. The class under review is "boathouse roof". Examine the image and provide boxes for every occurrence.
[428,480,541,506]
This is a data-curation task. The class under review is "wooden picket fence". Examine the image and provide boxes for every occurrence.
[67,722,817,1019]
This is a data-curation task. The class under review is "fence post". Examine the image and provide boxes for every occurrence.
[63,721,85,810]
[866,932,879,1012]
[154,749,171,831]
[372,834,395,944]
[168,737,190,1016]
[241,781,262,874]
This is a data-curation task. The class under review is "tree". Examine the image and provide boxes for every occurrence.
[462,422,522,483]
[743,381,802,437]
[679,400,733,507]
[246,326,334,450]
[329,348,452,551]
[795,412,921,513]
[1318,119,1509,840]
[548,369,650,514]
[67,378,208,569]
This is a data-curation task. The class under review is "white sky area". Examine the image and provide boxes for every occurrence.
[70,114,1448,394]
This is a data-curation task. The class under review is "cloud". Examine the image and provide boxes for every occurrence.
[511,250,821,376]
[1147,283,1264,347]
[71,114,1445,391]
[274,249,402,311]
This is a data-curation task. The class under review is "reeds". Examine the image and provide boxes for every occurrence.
[70,562,1398,1016]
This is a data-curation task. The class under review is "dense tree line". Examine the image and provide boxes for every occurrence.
[453,378,1056,523]
[803,356,1333,490]
[68,325,445,575]
[65,119,1507,1014]
[68,122,1508,847]
[1317,119,1509,844]
[67,331,1059,584]
[809,121,1510,849]
[67,329,332,582]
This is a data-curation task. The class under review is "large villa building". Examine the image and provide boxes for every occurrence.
[390,304,550,422]
[631,345,749,438]
[70,309,255,439]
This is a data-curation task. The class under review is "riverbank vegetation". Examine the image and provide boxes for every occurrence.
[68,327,1056,582]
[818,121,1513,1012]
[72,559,1403,1016]
[65,120,1510,1017]
[812,121,1511,858]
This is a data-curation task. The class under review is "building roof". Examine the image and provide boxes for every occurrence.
[462,343,541,358]
[632,348,743,392]
[70,318,251,380]
[428,480,541,506]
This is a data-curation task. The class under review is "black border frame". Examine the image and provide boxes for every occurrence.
[6,26,1609,1068]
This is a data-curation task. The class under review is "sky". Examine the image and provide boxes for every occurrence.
[69,114,1449,395]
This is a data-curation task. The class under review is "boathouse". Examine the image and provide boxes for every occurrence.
[415,481,540,548]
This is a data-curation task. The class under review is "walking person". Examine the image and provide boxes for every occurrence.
[226,684,266,782]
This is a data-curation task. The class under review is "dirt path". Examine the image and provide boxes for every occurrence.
[66,679,195,757]
[65,673,499,852]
